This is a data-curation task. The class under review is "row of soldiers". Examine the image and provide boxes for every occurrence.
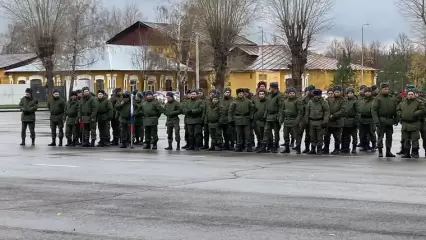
[18,81,426,158]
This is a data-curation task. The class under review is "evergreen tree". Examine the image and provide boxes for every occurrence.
[377,44,409,91]
[332,50,355,89]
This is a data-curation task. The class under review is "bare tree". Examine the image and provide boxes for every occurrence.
[268,0,333,91]
[324,38,342,59]
[396,0,426,36]
[61,0,105,95]
[1,23,32,54]
[193,0,260,90]
[156,0,196,97]
[0,0,72,98]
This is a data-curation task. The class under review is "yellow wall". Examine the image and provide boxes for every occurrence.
[0,69,5,84]
[4,70,190,92]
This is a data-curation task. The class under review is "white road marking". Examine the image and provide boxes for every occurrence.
[32,164,79,168]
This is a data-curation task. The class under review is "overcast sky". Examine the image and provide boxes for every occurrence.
[1,0,413,52]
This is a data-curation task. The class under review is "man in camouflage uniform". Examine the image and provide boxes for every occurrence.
[323,85,346,154]
[358,87,376,152]
[19,88,38,146]
[183,89,205,150]
[198,89,209,149]
[357,85,367,147]
[326,87,334,99]
[371,85,379,98]
[164,91,182,150]
[261,82,282,153]
[79,86,98,147]
[182,90,192,149]
[243,88,256,148]
[96,89,113,147]
[220,88,235,150]
[341,88,360,154]
[141,91,163,150]
[397,88,425,158]
[279,87,303,154]
[304,89,330,154]
[75,89,84,145]
[110,88,122,145]
[416,88,426,156]
[47,89,66,146]
[301,85,316,153]
[372,82,398,157]
[205,94,224,151]
[115,92,132,148]
[253,89,267,151]
[64,91,79,146]
[133,92,144,145]
[229,88,253,152]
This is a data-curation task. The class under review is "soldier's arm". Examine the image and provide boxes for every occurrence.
[396,102,402,120]
[107,101,113,120]
[19,98,25,111]
[156,103,164,117]
[278,100,285,124]
[354,100,361,124]
[295,100,303,124]
[171,103,182,117]
[371,98,380,124]
[334,99,347,118]
[303,102,310,124]
[322,101,330,124]
[115,101,123,110]
[28,100,38,113]
[91,99,98,120]
[47,101,50,111]
[228,102,235,122]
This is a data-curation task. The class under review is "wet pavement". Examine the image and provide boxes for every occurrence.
[1,112,426,239]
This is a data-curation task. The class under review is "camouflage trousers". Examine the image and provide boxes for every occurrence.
[263,121,280,145]
[97,120,109,141]
[359,124,376,147]
[309,123,324,147]
[221,122,235,147]
[21,121,35,139]
[235,124,251,147]
[208,124,222,147]
[402,130,420,150]
[111,118,120,140]
[342,127,358,149]
[65,123,78,140]
[376,125,393,149]
[283,126,301,146]
[50,120,64,139]
[83,122,97,141]
[420,122,426,149]
[145,125,159,144]
[134,124,144,143]
[187,123,202,148]
[166,122,181,143]
[120,123,130,143]
[324,127,342,149]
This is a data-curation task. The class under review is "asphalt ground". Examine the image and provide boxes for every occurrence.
[1,112,426,239]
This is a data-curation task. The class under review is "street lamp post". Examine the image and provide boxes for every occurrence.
[361,23,369,85]
[258,26,264,71]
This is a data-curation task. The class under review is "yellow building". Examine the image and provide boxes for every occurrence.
[4,45,193,98]
[0,53,37,84]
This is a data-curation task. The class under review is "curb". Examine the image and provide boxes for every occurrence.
[0,108,49,113]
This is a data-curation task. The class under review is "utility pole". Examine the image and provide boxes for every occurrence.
[361,23,369,85]
[195,33,200,89]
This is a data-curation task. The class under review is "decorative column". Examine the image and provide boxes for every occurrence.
[124,74,129,91]
[106,74,111,89]
[112,74,117,89]
[8,75,13,84]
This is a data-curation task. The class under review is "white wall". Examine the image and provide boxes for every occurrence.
[0,84,31,105]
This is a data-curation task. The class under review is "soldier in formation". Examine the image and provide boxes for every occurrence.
[20,82,426,160]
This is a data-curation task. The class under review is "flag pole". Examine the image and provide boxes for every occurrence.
[130,94,134,148]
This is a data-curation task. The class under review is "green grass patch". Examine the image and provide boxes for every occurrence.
[0,102,48,109]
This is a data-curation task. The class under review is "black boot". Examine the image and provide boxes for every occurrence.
[20,138,25,146]
[271,143,278,153]
[201,144,209,150]
[370,142,377,153]
[235,144,243,152]
[143,143,151,149]
[65,139,72,147]
[280,144,290,153]
[229,142,235,150]
[378,148,383,157]
[58,138,63,147]
[256,144,266,153]
[31,138,35,146]
[48,138,56,146]
[331,144,340,155]
[82,140,90,147]
[255,142,261,151]
[401,148,411,158]
[351,144,357,154]
[340,143,350,153]
[246,144,253,152]
[176,141,180,151]
[90,139,95,147]
[97,139,106,147]
[182,143,188,149]
[302,143,310,154]
[412,148,419,158]
[165,142,173,150]
[396,146,404,155]
[111,138,119,146]
[72,139,77,146]
[152,143,157,150]
[386,148,396,157]
[207,145,215,151]
[308,145,316,154]
[119,142,127,148]
[223,143,230,151]
[317,145,323,155]
[322,145,329,154]
[295,145,301,154]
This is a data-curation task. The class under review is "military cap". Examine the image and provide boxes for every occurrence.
[211,94,219,100]
[82,86,90,92]
[132,90,138,95]
[313,89,322,96]
[70,91,77,96]
[327,87,334,92]
[286,87,296,93]
[75,89,82,94]
[307,85,316,91]
[359,85,367,90]
[346,88,355,93]
[269,82,279,89]
[185,89,192,94]
[364,87,372,92]
[25,88,32,93]
[304,87,308,92]
[242,88,249,93]
[236,88,244,94]
[197,88,204,93]
[136,92,143,99]
[333,85,343,91]
[224,88,231,93]
[166,91,174,98]
[145,90,153,96]
[380,82,389,89]
[371,85,378,91]
[97,89,105,94]
[53,88,60,93]
[209,89,217,94]
[406,88,417,94]
[142,91,147,96]
[113,88,122,93]
[123,92,131,98]
[190,89,198,93]
[257,81,267,88]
